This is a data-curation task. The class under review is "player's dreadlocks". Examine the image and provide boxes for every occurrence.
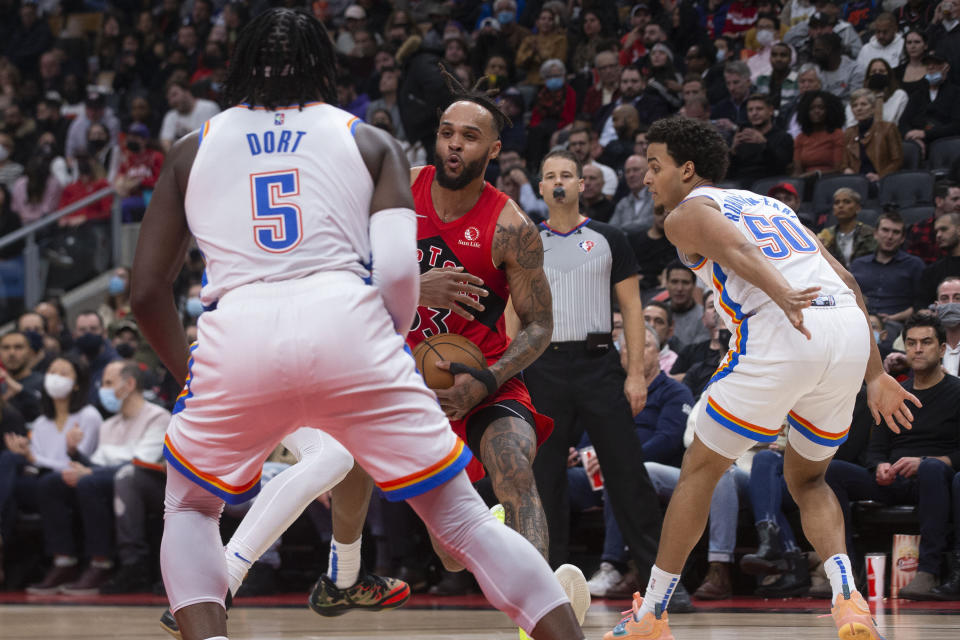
[439,64,512,135]
[224,8,338,110]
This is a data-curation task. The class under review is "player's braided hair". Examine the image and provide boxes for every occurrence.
[438,64,512,135]
[224,8,338,110]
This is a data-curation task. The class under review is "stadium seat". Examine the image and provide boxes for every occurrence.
[810,175,870,215]
[901,140,922,170]
[929,136,960,176]
[751,176,805,200]
[901,206,935,226]
[857,208,880,227]
[878,170,935,209]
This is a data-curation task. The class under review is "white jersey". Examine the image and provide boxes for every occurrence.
[184,103,374,307]
[678,186,851,332]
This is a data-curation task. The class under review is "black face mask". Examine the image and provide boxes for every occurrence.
[77,158,93,176]
[115,342,135,358]
[126,140,142,153]
[88,139,108,154]
[75,333,103,359]
[867,73,889,90]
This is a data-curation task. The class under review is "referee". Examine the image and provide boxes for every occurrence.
[524,150,692,610]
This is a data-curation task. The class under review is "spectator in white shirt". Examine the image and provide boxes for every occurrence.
[609,154,654,233]
[159,79,221,152]
[935,276,960,376]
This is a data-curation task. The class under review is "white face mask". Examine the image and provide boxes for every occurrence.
[756,29,776,47]
[0,146,8,162]
[44,373,75,400]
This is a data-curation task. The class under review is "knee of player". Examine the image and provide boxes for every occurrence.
[782,461,828,495]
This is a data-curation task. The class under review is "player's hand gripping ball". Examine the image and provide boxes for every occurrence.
[412,334,486,389]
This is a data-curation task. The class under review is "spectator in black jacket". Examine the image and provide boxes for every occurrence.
[902,52,960,152]
[826,314,960,600]
[727,94,795,185]
[670,290,730,401]
[917,214,960,308]
[4,2,53,75]
[0,331,42,422]
[397,38,450,164]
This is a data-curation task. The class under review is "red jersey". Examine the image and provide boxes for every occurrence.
[408,166,553,481]
[408,165,511,361]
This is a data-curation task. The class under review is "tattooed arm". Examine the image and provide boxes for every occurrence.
[434,201,552,420]
[488,200,553,386]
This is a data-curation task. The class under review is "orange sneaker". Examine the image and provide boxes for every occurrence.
[831,590,883,640]
[603,593,675,640]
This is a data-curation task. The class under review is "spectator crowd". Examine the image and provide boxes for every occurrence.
[0,0,959,607]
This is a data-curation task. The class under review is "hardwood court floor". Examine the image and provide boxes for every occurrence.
[1,597,959,640]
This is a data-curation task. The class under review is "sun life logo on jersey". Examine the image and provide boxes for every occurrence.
[459,226,481,248]
[578,240,595,253]
[274,113,285,126]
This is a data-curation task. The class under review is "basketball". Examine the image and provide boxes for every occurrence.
[412,333,487,389]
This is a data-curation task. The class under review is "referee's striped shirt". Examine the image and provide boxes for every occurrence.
[538,218,640,342]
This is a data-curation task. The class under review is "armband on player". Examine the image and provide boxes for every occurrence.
[448,362,498,396]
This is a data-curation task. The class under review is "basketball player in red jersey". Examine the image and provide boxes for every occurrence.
[406,75,591,619]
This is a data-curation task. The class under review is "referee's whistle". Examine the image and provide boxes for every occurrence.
[553,186,566,201]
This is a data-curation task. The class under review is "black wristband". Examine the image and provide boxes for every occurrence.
[448,362,499,396]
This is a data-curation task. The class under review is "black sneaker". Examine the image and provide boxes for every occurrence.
[235,563,277,597]
[100,561,152,594]
[309,571,411,617]
[159,607,181,640]
[666,581,695,613]
[160,591,232,639]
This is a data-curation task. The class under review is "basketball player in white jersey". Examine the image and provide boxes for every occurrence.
[131,9,584,640]
[603,117,920,640]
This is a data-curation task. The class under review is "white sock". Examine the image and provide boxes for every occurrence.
[824,554,855,604]
[327,536,362,588]
[224,541,255,597]
[637,565,680,620]
[203,636,229,640]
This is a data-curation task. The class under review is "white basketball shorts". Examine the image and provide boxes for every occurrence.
[697,294,870,461]
[162,271,470,504]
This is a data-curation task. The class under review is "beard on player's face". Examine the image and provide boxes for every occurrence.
[434,146,489,190]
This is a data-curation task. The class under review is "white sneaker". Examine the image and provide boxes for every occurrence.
[586,561,624,597]
[555,563,591,626]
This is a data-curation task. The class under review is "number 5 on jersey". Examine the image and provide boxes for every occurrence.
[250,169,303,253]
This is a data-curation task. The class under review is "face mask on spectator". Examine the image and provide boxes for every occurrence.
[44,373,74,399]
[88,139,108,154]
[108,275,126,295]
[497,11,514,25]
[938,302,960,327]
[186,297,204,318]
[873,329,881,343]
[0,146,7,162]
[126,140,142,153]
[545,77,564,91]
[98,386,124,413]
[756,29,775,47]
[75,333,104,359]
[22,330,44,352]
[867,73,888,90]
[115,342,135,358]
[925,71,944,85]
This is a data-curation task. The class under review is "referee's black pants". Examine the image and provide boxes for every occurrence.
[526,342,662,585]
